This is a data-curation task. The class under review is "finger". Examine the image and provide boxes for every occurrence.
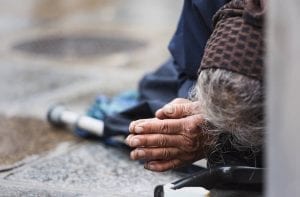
[131,118,185,134]
[155,108,169,119]
[129,118,157,133]
[155,98,190,119]
[127,134,184,148]
[156,101,201,119]
[130,147,181,161]
[132,115,204,135]
[125,134,135,145]
[144,159,182,172]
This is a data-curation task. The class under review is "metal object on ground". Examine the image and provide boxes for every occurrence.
[155,183,209,197]
[154,166,263,197]
[47,105,104,137]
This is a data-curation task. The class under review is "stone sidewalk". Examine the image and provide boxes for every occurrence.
[0,142,183,196]
[0,0,185,196]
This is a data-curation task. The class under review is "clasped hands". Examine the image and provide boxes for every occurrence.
[125,98,210,172]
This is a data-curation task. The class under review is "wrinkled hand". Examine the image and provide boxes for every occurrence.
[125,99,211,172]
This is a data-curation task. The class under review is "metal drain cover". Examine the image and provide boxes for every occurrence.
[13,35,146,59]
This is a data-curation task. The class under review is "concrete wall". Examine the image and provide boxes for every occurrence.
[267,0,300,196]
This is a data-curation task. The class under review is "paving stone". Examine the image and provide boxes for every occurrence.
[2,142,184,196]
[0,181,100,197]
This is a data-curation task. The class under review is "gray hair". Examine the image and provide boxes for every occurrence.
[190,69,264,149]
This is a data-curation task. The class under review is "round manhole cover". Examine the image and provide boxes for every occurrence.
[13,35,147,59]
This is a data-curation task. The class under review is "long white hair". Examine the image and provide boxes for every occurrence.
[190,69,264,149]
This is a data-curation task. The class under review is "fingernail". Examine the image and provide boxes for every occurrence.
[165,105,174,114]
[135,126,143,133]
[131,138,140,147]
[124,138,129,145]
[136,150,145,158]
[129,122,135,132]
[130,151,135,160]
[148,164,154,170]
[155,109,162,115]
[125,135,131,145]
[145,163,155,170]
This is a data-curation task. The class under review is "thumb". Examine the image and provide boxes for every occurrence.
[156,101,201,119]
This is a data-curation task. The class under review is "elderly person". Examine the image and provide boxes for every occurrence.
[126,0,265,172]
[90,0,230,138]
